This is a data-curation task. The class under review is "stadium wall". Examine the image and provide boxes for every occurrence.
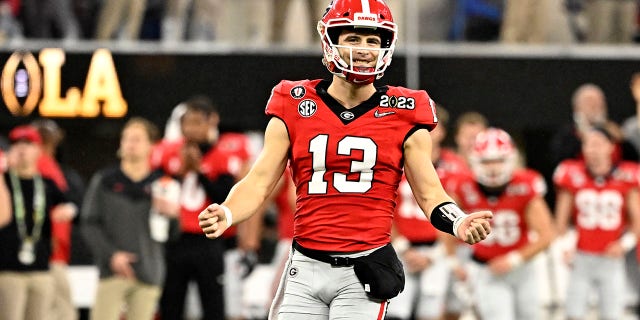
[0,43,639,183]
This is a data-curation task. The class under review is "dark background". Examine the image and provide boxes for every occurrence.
[0,49,638,190]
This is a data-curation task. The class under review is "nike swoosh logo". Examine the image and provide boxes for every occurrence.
[374,110,396,118]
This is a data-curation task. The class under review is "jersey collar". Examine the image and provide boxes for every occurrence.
[315,80,388,125]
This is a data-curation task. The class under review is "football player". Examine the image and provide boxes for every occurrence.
[199,0,492,318]
[554,126,640,320]
[152,96,254,320]
[445,127,555,320]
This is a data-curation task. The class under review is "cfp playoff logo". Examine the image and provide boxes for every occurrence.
[1,48,127,117]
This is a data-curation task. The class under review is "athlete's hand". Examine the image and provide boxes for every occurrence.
[50,203,77,222]
[198,203,230,239]
[488,255,513,275]
[403,248,431,273]
[180,143,202,175]
[604,241,625,258]
[562,249,574,267]
[456,211,492,245]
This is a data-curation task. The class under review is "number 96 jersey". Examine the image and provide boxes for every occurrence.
[445,169,547,261]
[265,79,437,252]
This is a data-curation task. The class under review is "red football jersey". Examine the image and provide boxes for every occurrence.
[151,133,252,234]
[553,159,639,254]
[436,148,470,180]
[394,176,438,243]
[447,169,547,261]
[265,79,437,252]
[394,149,469,243]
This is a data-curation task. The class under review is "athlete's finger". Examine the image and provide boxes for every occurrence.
[201,220,219,233]
[465,229,477,244]
[478,219,492,235]
[471,221,487,239]
[468,210,493,220]
[470,225,481,242]
[199,217,216,229]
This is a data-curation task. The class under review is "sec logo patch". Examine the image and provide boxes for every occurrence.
[298,99,317,117]
[290,86,306,99]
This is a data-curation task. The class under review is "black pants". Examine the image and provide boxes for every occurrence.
[160,233,224,320]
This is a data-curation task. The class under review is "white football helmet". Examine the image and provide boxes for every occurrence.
[469,128,519,187]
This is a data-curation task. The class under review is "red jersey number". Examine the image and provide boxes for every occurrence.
[482,209,521,247]
[308,134,377,194]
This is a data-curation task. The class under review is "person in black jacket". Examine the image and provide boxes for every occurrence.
[81,117,180,320]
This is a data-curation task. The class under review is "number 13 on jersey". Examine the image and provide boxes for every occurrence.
[308,134,378,194]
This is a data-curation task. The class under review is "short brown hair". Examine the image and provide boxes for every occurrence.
[454,111,488,135]
[123,117,159,143]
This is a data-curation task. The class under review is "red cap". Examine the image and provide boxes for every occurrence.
[9,125,42,145]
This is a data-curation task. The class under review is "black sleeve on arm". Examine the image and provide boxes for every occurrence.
[403,124,435,145]
[197,173,236,204]
[46,178,68,207]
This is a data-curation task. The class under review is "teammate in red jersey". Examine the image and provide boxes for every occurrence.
[199,0,492,318]
[445,128,555,320]
[554,126,640,320]
[152,96,250,320]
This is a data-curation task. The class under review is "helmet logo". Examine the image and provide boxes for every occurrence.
[354,12,378,23]
[298,99,317,117]
[290,86,306,99]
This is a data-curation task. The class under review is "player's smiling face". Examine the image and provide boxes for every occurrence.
[336,29,381,69]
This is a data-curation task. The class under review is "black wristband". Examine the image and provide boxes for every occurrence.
[430,202,467,237]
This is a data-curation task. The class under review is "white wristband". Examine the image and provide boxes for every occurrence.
[452,215,468,239]
[506,251,524,269]
[620,232,637,252]
[221,205,233,227]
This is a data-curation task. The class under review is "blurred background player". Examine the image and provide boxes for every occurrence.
[387,105,468,320]
[442,110,488,320]
[81,118,180,320]
[553,126,640,320]
[453,111,489,166]
[32,118,82,320]
[445,127,555,320]
[0,125,76,320]
[549,83,637,167]
[152,96,252,320]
